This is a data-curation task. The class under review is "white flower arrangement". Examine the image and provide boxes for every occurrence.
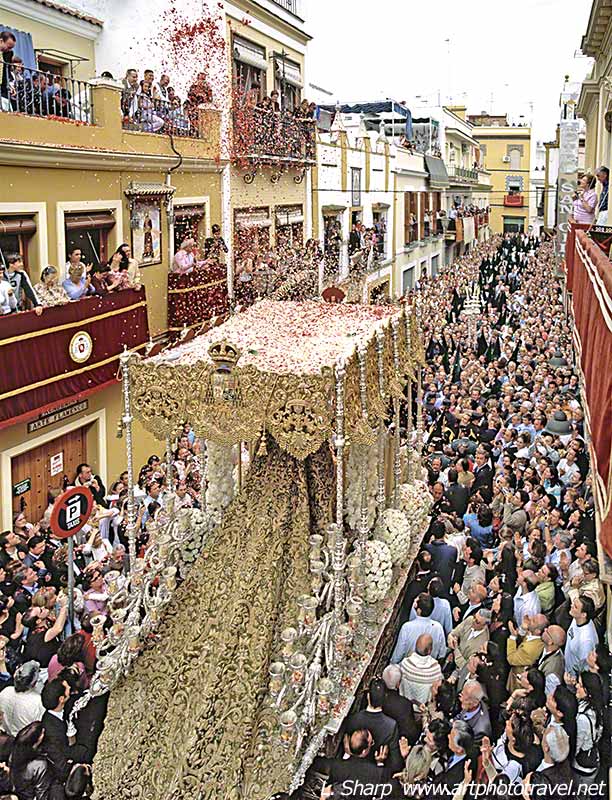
[346,442,378,532]
[179,507,213,573]
[205,441,235,518]
[363,539,393,603]
[399,480,432,535]
[375,508,412,565]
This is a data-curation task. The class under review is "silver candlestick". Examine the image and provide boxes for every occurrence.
[119,349,137,574]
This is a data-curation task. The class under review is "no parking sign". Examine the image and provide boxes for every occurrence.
[50,486,94,540]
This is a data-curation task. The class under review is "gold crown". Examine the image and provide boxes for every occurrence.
[208,340,241,365]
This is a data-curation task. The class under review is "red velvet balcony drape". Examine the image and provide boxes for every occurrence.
[0,288,149,428]
[572,232,612,558]
[167,265,228,335]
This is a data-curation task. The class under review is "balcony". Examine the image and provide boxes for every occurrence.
[0,77,221,164]
[122,93,203,139]
[448,165,479,183]
[2,70,93,122]
[232,107,316,168]
[168,265,229,336]
[504,194,524,207]
[569,230,612,557]
[0,289,149,427]
[271,0,300,13]
[444,218,464,242]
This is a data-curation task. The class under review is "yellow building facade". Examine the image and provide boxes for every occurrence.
[469,115,532,234]
[0,0,312,528]
[577,0,612,172]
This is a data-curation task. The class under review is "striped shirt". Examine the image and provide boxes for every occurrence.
[399,653,443,705]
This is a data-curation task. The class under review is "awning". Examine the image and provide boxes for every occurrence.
[372,202,390,210]
[235,210,271,229]
[274,57,303,89]
[174,206,206,220]
[64,212,116,231]
[424,155,449,188]
[0,216,37,236]
[234,41,267,71]
[463,217,475,244]
[276,211,304,226]
[321,205,346,214]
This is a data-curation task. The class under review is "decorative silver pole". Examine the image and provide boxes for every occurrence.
[391,318,401,508]
[375,330,386,517]
[332,360,347,627]
[334,360,346,529]
[165,437,174,492]
[357,345,370,592]
[414,300,424,462]
[404,306,414,481]
[119,349,137,574]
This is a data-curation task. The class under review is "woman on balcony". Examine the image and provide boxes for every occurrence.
[115,243,142,287]
[103,250,139,292]
[33,266,71,307]
[569,174,597,225]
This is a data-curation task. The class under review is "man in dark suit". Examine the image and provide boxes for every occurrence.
[445,468,469,517]
[315,727,400,799]
[41,678,89,781]
[381,665,420,745]
[430,720,475,793]
[525,725,576,800]
[345,679,403,773]
[73,462,108,508]
[469,450,493,497]
[424,521,457,594]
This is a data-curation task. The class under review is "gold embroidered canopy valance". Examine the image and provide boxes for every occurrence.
[127,299,424,459]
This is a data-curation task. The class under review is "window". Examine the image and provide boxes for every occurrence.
[351,168,362,208]
[37,58,65,78]
[503,216,524,234]
[419,258,428,279]
[420,192,429,239]
[174,206,206,255]
[402,265,415,294]
[404,193,419,245]
[64,211,116,268]
[233,36,267,105]
[234,207,271,262]
[509,148,521,170]
[431,254,440,277]
[274,56,302,112]
[275,205,304,250]
[0,215,36,273]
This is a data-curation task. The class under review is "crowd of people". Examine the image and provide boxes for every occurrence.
[1,31,91,122]
[0,420,207,798]
[234,83,317,160]
[121,67,212,137]
[0,246,142,316]
[315,234,609,799]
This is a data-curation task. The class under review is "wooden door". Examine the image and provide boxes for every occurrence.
[11,428,87,524]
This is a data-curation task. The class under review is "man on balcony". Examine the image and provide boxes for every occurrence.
[203,225,229,264]
[0,30,16,113]
[595,166,609,225]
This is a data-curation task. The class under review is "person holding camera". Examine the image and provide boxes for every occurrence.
[569,174,597,225]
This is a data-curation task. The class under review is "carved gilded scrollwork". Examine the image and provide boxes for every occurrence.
[92,443,333,800]
[128,311,423,460]
[268,397,330,460]
[130,359,188,440]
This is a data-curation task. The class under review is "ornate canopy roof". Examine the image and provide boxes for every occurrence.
[126,300,423,458]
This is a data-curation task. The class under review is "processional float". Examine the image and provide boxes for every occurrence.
[83,299,432,800]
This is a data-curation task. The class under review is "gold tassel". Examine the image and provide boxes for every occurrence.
[257,425,268,457]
